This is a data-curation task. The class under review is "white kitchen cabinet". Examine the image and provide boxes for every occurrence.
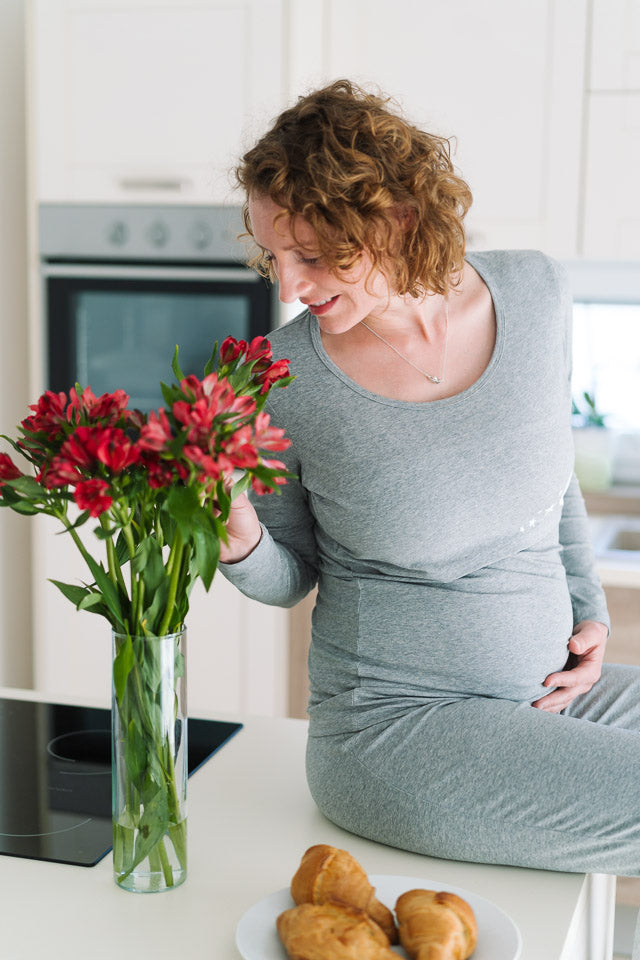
[289,0,588,258]
[31,514,289,716]
[590,0,640,91]
[29,0,285,204]
[580,0,640,258]
[581,93,640,258]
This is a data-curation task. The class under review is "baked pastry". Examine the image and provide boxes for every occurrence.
[290,843,397,943]
[395,889,478,960]
[276,901,398,960]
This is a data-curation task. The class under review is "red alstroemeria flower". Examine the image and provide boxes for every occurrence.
[252,411,291,452]
[183,445,221,480]
[38,458,81,489]
[58,426,99,471]
[21,390,68,438]
[68,386,130,425]
[219,424,259,469]
[246,336,272,362]
[0,453,22,490]
[73,478,112,517]
[219,337,248,364]
[139,409,172,452]
[254,358,291,393]
[95,427,139,472]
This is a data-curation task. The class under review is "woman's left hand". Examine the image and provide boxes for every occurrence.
[532,620,609,713]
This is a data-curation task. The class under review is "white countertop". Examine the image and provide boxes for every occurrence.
[0,688,611,960]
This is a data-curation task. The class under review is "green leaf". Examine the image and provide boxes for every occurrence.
[77,592,110,617]
[142,578,170,634]
[192,511,220,591]
[230,471,251,501]
[82,553,124,628]
[4,475,46,498]
[0,495,39,515]
[166,485,200,539]
[132,537,165,594]
[203,340,219,376]
[113,633,135,706]
[49,579,92,608]
[170,345,185,383]
[131,785,169,872]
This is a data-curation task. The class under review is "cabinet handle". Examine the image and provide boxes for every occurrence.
[116,177,191,193]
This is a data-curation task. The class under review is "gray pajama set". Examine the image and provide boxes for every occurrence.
[221,250,640,877]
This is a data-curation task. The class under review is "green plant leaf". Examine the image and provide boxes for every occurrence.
[132,537,165,594]
[170,345,185,383]
[192,510,220,591]
[49,579,92,608]
[82,553,125,628]
[113,633,135,706]
[203,340,219,376]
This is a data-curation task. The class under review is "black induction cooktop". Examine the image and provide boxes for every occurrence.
[0,697,242,867]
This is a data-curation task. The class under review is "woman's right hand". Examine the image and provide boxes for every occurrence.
[218,492,263,564]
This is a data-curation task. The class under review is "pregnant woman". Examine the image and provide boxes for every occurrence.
[220,79,640,879]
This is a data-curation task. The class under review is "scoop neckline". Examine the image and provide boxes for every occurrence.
[308,252,505,409]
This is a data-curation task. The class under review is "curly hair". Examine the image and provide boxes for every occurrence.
[235,79,473,298]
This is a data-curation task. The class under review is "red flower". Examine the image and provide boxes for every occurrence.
[139,409,172,452]
[254,358,291,393]
[219,337,247,364]
[21,390,68,437]
[74,478,112,517]
[250,461,287,496]
[38,458,81,489]
[68,386,130,424]
[252,411,291,452]
[0,453,22,491]
[183,445,221,480]
[246,336,272,362]
[58,426,98,470]
[219,424,259,469]
[95,427,139,472]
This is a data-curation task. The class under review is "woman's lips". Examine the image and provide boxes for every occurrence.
[307,295,339,316]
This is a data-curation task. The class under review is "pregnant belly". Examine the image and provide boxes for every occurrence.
[336,556,574,702]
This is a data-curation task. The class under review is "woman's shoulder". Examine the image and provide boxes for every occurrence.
[466,248,564,279]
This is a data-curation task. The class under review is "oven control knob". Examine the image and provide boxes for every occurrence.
[148,221,169,247]
[190,221,213,250]
[107,220,129,247]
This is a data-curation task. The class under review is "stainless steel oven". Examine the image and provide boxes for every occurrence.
[38,203,275,411]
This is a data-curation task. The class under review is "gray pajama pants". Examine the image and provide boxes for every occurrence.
[306,663,640,877]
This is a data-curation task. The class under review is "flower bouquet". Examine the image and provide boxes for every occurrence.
[0,336,293,891]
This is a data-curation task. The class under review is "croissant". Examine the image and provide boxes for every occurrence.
[395,889,478,960]
[290,844,397,943]
[276,901,397,960]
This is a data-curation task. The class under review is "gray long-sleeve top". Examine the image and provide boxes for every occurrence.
[221,249,609,727]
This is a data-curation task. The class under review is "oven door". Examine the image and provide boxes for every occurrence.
[42,263,274,411]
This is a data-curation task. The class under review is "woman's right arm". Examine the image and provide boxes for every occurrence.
[218,444,319,608]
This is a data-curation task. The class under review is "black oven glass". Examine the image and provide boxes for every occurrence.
[47,276,272,411]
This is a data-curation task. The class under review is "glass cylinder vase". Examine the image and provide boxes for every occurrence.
[111,626,187,893]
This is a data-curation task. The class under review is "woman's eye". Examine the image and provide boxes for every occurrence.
[299,256,320,266]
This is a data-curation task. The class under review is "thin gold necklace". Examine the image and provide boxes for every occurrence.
[360,299,449,384]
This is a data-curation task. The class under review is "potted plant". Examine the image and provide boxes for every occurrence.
[571,391,616,492]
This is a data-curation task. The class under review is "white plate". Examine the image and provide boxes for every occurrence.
[236,873,522,959]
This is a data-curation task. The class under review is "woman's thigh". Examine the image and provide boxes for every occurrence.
[306,667,640,876]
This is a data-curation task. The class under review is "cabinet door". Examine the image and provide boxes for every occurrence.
[590,0,640,90]
[290,0,587,257]
[30,0,284,203]
[582,93,640,258]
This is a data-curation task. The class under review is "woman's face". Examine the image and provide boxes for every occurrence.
[247,192,393,334]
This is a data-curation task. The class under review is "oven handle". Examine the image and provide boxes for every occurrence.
[40,264,260,283]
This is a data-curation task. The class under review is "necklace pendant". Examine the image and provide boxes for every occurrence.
[426,375,442,384]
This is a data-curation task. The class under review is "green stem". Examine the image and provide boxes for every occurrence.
[158,528,184,636]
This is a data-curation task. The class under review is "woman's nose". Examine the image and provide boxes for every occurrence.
[278,264,313,303]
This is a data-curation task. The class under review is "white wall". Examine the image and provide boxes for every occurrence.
[0,0,33,687]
